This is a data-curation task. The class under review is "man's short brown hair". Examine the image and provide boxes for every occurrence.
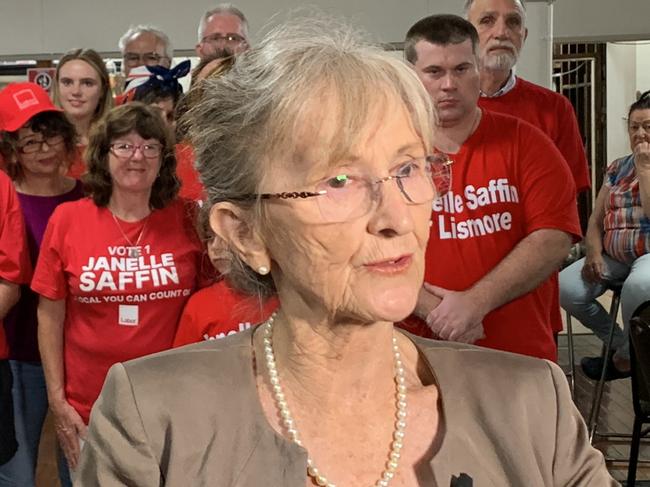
[404,14,479,64]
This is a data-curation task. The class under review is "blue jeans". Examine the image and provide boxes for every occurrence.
[0,361,48,487]
[559,253,650,360]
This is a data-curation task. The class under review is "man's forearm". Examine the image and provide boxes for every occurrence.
[414,286,442,320]
[584,183,608,255]
[0,280,20,320]
[38,297,67,405]
[466,229,572,315]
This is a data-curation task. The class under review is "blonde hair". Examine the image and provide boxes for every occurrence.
[53,48,114,127]
[186,17,436,296]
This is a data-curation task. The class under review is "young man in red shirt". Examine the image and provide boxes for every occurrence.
[402,14,581,361]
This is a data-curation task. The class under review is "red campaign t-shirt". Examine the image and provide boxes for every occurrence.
[480,79,589,335]
[173,279,279,347]
[31,197,204,423]
[175,143,205,202]
[478,77,591,194]
[399,111,581,362]
[0,171,32,359]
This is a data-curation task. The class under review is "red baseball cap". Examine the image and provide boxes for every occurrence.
[0,82,62,132]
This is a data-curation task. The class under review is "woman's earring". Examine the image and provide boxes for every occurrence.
[258,265,270,275]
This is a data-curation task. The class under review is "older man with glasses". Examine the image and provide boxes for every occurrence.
[118,25,173,77]
[195,4,249,61]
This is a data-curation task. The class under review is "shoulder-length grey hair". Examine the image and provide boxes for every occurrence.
[186,17,436,297]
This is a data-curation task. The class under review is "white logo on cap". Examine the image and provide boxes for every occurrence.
[13,89,39,110]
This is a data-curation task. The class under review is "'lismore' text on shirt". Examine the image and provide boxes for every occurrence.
[434,178,519,240]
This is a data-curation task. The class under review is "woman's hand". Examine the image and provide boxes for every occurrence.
[634,141,650,172]
[581,252,605,283]
[51,399,87,470]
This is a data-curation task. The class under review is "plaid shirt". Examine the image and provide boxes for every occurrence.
[603,154,650,263]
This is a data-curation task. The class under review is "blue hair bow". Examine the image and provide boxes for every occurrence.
[134,59,192,96]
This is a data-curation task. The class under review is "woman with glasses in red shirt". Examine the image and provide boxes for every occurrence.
[31,103,204,485]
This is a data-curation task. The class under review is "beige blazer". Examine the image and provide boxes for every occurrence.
[75,329,619,486]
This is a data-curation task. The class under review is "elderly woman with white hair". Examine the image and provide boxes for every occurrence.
[76,19,616,486]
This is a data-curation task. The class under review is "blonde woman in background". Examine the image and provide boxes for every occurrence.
[52,48,113,178]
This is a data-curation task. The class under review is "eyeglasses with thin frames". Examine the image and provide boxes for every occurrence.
[234,154,453,224]
[123,52,169,66]
[201,33,247,46]
[110,142,162,159]
[18,135,65,154]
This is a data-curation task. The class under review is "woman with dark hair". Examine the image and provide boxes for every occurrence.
[0,82,83,485]
[31,103,204,484]
[53,48,114,178]
[561,90,650,381]
[120,60,212,202]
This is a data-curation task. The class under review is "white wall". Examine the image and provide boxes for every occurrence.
[636,43,650,94]
[0,0,431,57]
[554,0,650,42]
[516,2,552,89]
[606,43,637,163]
[2,1,649,64]
[0,0,552,86]
[605,41,650,164]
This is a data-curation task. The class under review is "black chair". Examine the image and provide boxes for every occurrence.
[586,282,624,442]
[627,300,650,487]
[564,282,622,402]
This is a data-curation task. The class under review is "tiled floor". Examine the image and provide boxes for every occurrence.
[32,332,645,485]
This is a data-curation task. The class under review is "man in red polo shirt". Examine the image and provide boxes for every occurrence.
[402,14,581,361]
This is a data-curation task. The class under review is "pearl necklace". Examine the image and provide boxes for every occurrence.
[262,312,407,487]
